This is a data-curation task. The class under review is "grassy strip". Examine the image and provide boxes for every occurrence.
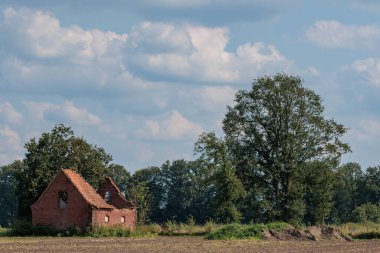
[337,222,380,240]
[0,228,10,237]
[7,220,158,237]
[205,222,290,240]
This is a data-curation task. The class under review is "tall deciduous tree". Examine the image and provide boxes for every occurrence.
[131,166,165,223]
[0,160,23,227]
[332,162,362,223]
[223,73,350,222]
[195,132,246,223]
[16,124,112,218]
[304,160,334,224]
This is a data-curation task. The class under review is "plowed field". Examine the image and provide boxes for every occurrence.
[1,236,379,253]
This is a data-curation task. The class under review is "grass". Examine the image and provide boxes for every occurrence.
[206,223,271,240]
[266,221,291,231]
[159,220,219,236]
[337,222,380,239]
[0,228,10,237]
[205,222,294,240]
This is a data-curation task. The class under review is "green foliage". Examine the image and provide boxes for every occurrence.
[338,222,380,239]
[15,124,112,218]
[223,73,350,222]
[205,219,217,233]
[195,132,246,223]
[0,161,22,227]
[357,166,380,205]
[205,223,266,240]
[135,223,162,235]
[91,225,132,237]
[128,181,152,225]
[130,166,165,223]
[304,160,334,225]
[0,227,10,237]
[352,203,380,223]
[106,164,131,194]
[266,221,290,231]
[332,162,362,223]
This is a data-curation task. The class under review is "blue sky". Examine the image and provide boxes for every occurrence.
[1,0,380,171]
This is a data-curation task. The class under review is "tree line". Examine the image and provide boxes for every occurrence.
[1,73,379,227]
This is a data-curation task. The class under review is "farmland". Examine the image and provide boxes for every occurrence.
[0,237,380,253]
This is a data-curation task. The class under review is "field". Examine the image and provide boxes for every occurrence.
[1,236,380,253]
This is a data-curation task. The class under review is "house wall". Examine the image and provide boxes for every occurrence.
[31,171,92,229]
[97,178,131,209]
[92,208,137,230]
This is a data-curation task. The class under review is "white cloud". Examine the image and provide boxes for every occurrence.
[25,100,101,126]
[0,125,21,149]
[130,22,291,82]
[307,67,320,76]
[0,101,22,123]
[195,86,236,111]
[306,20,380,49]
[0,125,23,165]
[351,58,380,87]
[59,101,102,125]
[0,7,142,94]
[1,7,127,59]
[137,110,203,141]
[351,119,380,141]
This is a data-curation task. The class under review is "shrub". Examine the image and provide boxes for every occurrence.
[352,203,380,223]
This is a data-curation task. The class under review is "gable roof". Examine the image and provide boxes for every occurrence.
[62,169,114,209]
[100,177,135,209]
[32,169,114,209]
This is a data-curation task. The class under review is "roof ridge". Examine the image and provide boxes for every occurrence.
[62,169,114,209]
[104,177,135,208]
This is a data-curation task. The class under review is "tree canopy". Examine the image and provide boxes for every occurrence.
[223,73,350,222]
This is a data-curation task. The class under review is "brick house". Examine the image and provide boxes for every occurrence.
[31,169,136,230]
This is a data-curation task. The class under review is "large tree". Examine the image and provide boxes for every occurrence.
[195,132,246,223]
[332,162,362,223]
[0,160,23,227]
[223,73,350,222]
[16,124,112,218]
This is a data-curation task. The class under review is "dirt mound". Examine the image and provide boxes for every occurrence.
[264,225,352,241]
[306,225,352,241]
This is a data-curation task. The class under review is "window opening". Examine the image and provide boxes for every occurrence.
[105,191,111,203]
[105,215,109,223]
[121,216,125,223]
[58,191,68,209]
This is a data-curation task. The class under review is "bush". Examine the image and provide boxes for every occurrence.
[9,219,85,236]
[352,203,380,223]
[0,227,10,237]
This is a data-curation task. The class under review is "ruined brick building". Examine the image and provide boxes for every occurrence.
[31,169,136,230]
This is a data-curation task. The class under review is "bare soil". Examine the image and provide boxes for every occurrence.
[1,236,380,253]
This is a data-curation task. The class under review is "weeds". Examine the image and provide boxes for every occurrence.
[205,223,266,240]
[337,222,380,239]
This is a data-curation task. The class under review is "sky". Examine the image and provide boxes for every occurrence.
[1,0,380,171]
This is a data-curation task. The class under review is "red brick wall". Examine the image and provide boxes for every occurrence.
[92,208,137,230]
[31,170,92,229]
[97,178,132,209]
